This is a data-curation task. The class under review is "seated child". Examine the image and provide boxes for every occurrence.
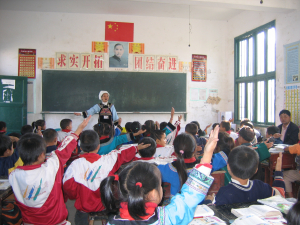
[57,118,73,142]
[124,122,132,133]
[0,121,7,135]
[130,121,143,143]
[283,136,300,198]
[191,120,211,137]
[9,116,91,225]
[21,125,33,135]
[32,119,46,135]
[212,146,285,205]
[94,122,145,155]
[266,126,283,144]
[142,120,156,137]
[0,135,20,176]
[286,201,300,224]
[133,137,176,165]
[63,130,150,225]
[43,128,58,158]
[150,130,174,157]
[220,120,238,140]
[99,125,219,225]
[185,123,206,155]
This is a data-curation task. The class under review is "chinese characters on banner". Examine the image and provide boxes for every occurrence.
[129,43,145,54]
[38,58,55,69]
[156,56,168,71]
[192,54,207,82]
[81,53,92,70]
[18,49,36,78]
[92,42,108,53]
[133,55,144,71]
[68,53,80,69]
[93,53,104,70]
[144,56,155,71]
[56,53,68,69]
[284,85,300,125]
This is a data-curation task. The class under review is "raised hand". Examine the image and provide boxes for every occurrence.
[201,125,219,164]
[74,115,91,136]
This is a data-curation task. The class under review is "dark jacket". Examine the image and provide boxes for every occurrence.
[278,121,299,145]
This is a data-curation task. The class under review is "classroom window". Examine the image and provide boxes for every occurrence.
[234,21,276,126]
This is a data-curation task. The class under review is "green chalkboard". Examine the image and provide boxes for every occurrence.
[42,70,186,112]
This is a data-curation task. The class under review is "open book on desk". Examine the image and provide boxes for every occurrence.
[231,204,282,217]
[188,205,226,225]
[232,214,286,225]
[269,144,290,153]
[0,179,11,190]
[258,195,295,214]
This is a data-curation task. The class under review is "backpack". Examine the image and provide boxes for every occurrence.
[1,202,22,225]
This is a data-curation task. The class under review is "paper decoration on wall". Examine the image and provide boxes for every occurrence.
[206,89,221,104]
[1,79,15,103]
[92,42,108,53]
[179,61,191,73]
[109,42,129,68]
[192,54,207,82]
[144,55,156,71]
[68,53,80,69]
[168,56,178,71]
[38,58,55,69]
[56,52,68,69]
[133,55,144,71]
[93,53,104,70]
[156,56,168,71]
[81,53,92,70]
[18,49,36,78]
[190,88,207,101]
[284,41,300,84]
[284,85,300,124]
[129,43,145,54]
[105,21,134,42]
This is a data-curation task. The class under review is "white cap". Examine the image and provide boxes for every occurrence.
[99,91,110,100]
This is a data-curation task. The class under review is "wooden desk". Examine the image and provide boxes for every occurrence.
[208,170,226,195]
[261,152,296,186]
[0,177,13,225]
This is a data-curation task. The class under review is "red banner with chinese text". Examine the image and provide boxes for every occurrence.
[105,21,134,42]
[18,49,36,78]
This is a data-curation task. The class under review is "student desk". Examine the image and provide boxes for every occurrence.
[0,177,13,225]
[261,152,296,186]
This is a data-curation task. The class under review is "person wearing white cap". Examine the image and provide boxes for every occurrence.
[74,91,119,126]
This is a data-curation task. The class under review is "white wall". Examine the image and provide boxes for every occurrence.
[226,9,300,136]
[0,10,229,130]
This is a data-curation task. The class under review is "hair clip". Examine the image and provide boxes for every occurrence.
[136,182,142,188]
[179,150,184,155]
[113,174,119,181]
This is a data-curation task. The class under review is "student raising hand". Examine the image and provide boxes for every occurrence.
[74,115,91,136]
[201,125,219,164]
[275,152,283,172]
[136,142,151,151]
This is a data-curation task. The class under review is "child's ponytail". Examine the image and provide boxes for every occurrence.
[173,133,196,190]
[100,175,120,213]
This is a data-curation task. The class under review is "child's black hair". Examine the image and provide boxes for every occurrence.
[43,129,58,144]
[160,122,168,131]
[212,123,220,130]
[220,121,231,131]
[60,119,72,130]
[100,161,161,220]
[137,137,156,158]
[131,121,141,133]
[21,125,34,135]
[150,130,165,142]
[240,119,254,129]
[80,130,100,153]
[93,122,114,138]
[32,119,46,133]
[215,132,234,153]
[0,135,12,156]
[279,109,291,117]
[142,120,155,136]
[125,122,132,132]
[228,146,259,179]
[238,126,255,142]
[185,123,198,135]
[191,121,205,136]
[286,201,300,225]
[173,133,196,190]
[0,121,7,131]
[17,133,46,165]
[267,126,280,136]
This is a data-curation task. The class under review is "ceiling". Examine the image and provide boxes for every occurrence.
[0,0,299,20]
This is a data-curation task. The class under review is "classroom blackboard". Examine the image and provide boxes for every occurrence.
[42,70,186,112]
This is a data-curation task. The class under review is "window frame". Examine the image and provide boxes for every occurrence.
[234,20,276,127]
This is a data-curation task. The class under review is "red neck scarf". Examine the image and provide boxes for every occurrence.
[62,129,72,133]
[226,130,231,134]
[100,135,110,140]
[119,202,157,221]
[183,157,196,163]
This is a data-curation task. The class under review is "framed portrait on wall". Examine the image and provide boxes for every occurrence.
[109,41,128,68]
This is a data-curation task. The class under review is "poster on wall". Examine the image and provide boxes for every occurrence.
[18,49,36,78]
[38,58,55,69]
[284,41,300,84]
[179,61,191,73]
[190,88,207,101]
[92,41,108,53]
[109,41,128,68]
[192,54,207,82]
[129,43,145,54]
[284,85,300,125]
